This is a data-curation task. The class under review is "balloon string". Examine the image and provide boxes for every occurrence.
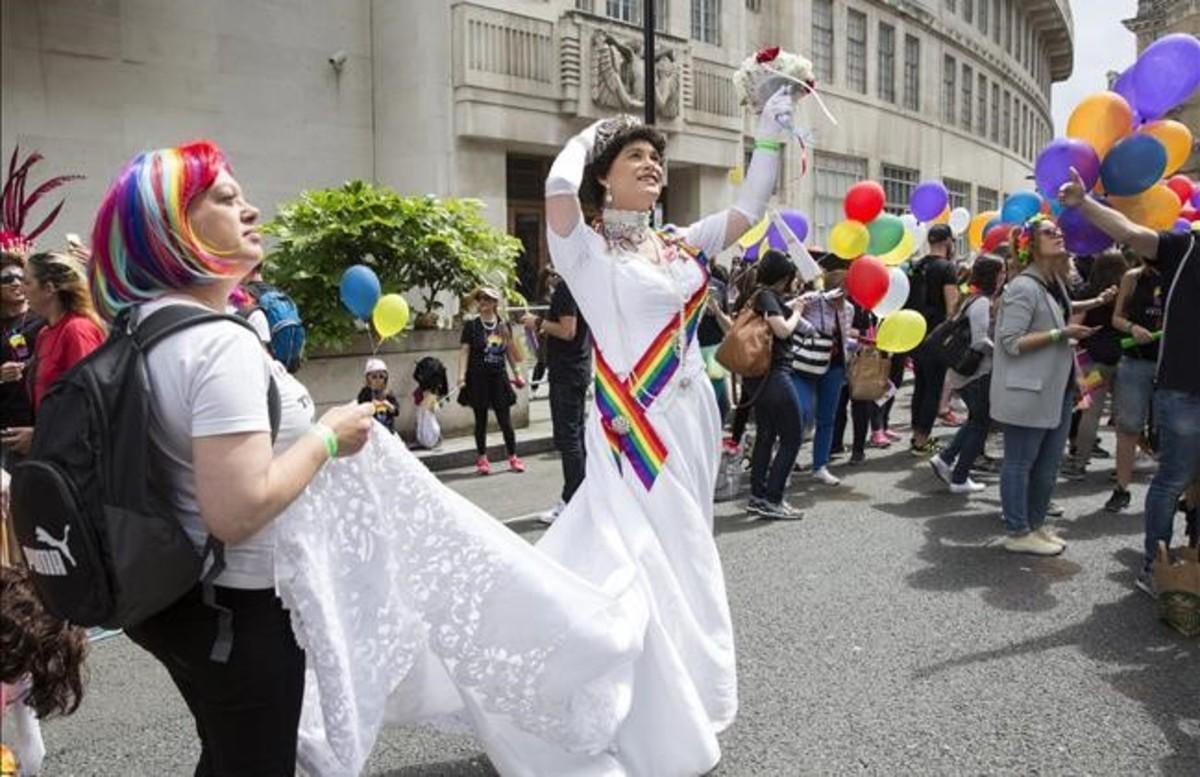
[762,66,840,126]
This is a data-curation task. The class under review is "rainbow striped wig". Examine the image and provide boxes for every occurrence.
[89,140,239,320]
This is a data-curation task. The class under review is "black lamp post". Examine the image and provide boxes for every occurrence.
[643,0,655,126]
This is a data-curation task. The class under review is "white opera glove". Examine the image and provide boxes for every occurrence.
[732,88,794,223]
[545,120,605,198]
[756,85,795,143]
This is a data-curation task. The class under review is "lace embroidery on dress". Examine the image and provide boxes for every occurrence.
[275,430,631,775]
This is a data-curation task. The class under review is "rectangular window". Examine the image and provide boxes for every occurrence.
[903,34,921,111]
[978,186,998,213]
[1004,0,1013,53]
[1015,12,1022,63]
[878,23,896,103]
[1021,104,1029,157]
[587,1,668,29]
[961,63,974,130]
[813,153,868,247]
[990,83,999,142]
[946,178,972,255]
[745,0,761,10]
[847,9,867,94]
[946,0,956,11]
[691,0,719,44]
[606,0,636,22]
[979,0,989,35]
[881,163,919,214]
[993,0,1001,43]
[812,0,834,83]
[1002,90,1011,148]
[964,0,973,24]
[976,73,987,136]
[943,54,957,124]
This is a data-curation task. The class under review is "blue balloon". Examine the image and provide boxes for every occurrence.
[1100,135,1167,196]
[1059,203,1113,255]
[1000,190,1043,225]
[339,264,381,319]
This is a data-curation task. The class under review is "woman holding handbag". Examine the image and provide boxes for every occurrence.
[839,302,890,465]
[930,255,1006,494]
[791,270,855,486]
[742,250,807,519]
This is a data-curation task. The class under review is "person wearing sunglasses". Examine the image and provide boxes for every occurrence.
[0,256,45,466]
[990,215,1116,556]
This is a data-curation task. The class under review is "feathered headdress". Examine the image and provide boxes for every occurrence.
[0,147,84,256]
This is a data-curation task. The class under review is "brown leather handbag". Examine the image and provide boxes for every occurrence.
[847,346,892,401]
[715,291,773,378]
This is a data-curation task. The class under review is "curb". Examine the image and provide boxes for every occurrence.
[413,432,558,472]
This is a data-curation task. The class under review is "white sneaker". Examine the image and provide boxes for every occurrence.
[812,467,841,486]
[1035,526,1067,549]
[1004,532,1065,556]
[948,478,986,494]
[929,455,953,485]
[538,500,566,525]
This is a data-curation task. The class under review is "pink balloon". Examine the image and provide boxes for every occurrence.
[846,256,890,310]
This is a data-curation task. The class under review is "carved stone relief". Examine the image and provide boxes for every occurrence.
[590,28,680,119]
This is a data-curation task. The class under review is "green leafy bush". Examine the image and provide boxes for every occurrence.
[262,181,522,347]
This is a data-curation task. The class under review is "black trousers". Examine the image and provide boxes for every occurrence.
[833,384,882,455]
[125,585,305,777]
[881,356,906,429]
[550,378,588,502]
[910,345,947,437]
[748,371,804,504]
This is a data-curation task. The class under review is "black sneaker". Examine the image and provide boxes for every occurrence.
[829,446,846,460]
[746,497,769,516]
[848,450,866,466]
[758,500,803,520]
[1104,487,1132,513]
[1135,571,1157,599]
[910,439,942,456]
[1091,441,1111,459]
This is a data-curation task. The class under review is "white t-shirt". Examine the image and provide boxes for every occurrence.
[246,307,271,345]
[139,296,315,589]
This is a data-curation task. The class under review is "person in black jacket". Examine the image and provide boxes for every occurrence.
[356,357,399,435]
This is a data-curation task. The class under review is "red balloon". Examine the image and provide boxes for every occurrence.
[981,224,1012,253]
[1166,174,1194,205]
[844,181,886,223]
[845,255,890,310]
[1180,206,1199,222]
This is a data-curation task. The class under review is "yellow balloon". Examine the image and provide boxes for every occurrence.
[728,166,745,185]
[876,310,927,354]
[829,219,870,260]
[879,230,915,266]
[1139,120,1193,177]
[933,207,950,225]
[372,293,410,338]
[968,210,997,251]
[738,217,769,248]
[1067,92,1134,159]
[1109,185,1182,232]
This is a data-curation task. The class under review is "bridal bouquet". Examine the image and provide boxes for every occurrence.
[733,47,816,112]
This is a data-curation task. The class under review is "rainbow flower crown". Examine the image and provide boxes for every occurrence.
[1015,214,1053,265]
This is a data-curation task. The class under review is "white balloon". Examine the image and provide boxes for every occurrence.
[912,224,929,255]
[873,267,911,317]
[899,213,919,234]
[948,207,971,236]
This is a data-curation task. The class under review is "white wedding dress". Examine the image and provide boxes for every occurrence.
[276,215,735,777]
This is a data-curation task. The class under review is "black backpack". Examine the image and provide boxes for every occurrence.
[926,295,984,372]
[10,305,279,630]
[904,258,934,321]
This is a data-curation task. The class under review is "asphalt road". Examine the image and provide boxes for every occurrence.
[37,420,1199,776]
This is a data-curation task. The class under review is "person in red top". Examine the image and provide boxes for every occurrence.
[0,250,105,455]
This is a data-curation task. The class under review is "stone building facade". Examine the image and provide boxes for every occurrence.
[2,0,1073,293]
[1124,0,1200,179]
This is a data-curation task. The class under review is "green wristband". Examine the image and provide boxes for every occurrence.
[312,423,338,459]
[754,139,784,152]
[1049,328,1062,344]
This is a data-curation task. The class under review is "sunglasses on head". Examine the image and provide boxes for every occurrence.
[1038,227,1063,239]
[0,272,23,285]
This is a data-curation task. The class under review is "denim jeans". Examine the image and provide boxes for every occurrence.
[792,364,847,471]
[749,370,804,504]
[1143,389,1200,572]
[549,378,588,503]
[1000,390,1074,535]
[938,375,991,484]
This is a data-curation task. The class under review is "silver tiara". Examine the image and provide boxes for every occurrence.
[590,115,645,164]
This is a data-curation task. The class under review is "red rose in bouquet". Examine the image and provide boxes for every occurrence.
[755,46,780,64]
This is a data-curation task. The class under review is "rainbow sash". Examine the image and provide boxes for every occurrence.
[594,241,709,491]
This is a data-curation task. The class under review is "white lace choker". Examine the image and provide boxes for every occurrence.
[600,208,651,248]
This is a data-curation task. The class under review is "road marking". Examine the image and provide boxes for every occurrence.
[502,511,549,525]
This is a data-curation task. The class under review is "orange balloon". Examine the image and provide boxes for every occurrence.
[1139,120,1194,177]
[1067,92,1134,159]
[968,210,997,250]
[1109,185,1183,231]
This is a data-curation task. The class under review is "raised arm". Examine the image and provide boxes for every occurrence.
[1058,167,1160,260]
[719,87,795,251]
[545,121,604,238]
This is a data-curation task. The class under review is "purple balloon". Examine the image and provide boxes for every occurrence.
[743,240,761,262]
[1059,203,1114,255]
[1035,138,1101,198]
[1192,188,1200,209]
[1173,218,1192,234]
[1132,33,1200,120]
[910,181,948,222]
[779,209,809,243]
[762,223,789,251]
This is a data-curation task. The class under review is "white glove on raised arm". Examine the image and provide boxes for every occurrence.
[545,121,604,198]
[732,88,794,224]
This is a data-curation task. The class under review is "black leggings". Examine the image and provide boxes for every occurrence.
[125,586,305,777]
[474,403,517,456]
[881,356,906,430]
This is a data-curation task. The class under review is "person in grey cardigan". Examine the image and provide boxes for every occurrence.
[990,215,1116,556]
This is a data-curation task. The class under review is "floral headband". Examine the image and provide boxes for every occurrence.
[1015,214,1054,265]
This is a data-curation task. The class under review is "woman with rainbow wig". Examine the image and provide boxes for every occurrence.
[989,214,1116,557]
[84,140,661,777]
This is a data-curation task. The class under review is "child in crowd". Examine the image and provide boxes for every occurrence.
[356,358,399,435]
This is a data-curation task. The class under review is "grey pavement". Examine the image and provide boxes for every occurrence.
[39,407,1200,776]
